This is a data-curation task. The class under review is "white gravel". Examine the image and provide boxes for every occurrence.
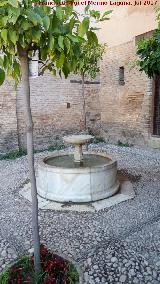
[0,143,160,283]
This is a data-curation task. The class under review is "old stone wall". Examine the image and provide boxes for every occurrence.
[0,79,18,153]
[0,72,101,153]
[100,40,152,146]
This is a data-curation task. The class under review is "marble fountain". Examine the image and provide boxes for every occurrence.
[20,135,135,211]
[37,135,120,203]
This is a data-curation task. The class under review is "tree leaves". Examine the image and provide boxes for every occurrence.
[78,17,89,37]
[0,68,5,85]
[8,6,20,24]
[49,37,55,50]
[26,10,43,26]
[58,35,64,50]
[56,52,65,68]
[1,29,8,42]
[136,31,160,78]
[0,1,109,84]
[75,42,106,79]
[56,6,63,20]
[32,30,41,43]
[100,10,112,21]
[8,0,18,8]
[42,16,50,31]
[21,21,33,31]
[64,37,70,54]
[87,31,98,45]
[9,30,18,45]
[0,1,8,7]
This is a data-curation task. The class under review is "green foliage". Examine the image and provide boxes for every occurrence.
[0,0,111,84]
[0,254,79,284]
[48,143,66,152]
[0,269,10,284]
[93,136,106,144]
[0,67,5,84]
[117,140,133,147]
[0,143,66,160]
[75,42,106,79]
[66,263,79,284]
[136,8,160,78]
[0,148,27,160]
[136,32,160,78]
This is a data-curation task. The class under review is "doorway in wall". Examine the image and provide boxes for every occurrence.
[153,76,160,136]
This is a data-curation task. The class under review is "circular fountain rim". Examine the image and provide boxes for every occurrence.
[38,151,117,173]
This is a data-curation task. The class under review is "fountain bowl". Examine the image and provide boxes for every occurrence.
[63,134,94,145]
[37,151,120,203]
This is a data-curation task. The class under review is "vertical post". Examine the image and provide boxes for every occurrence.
[74,144,83,162]
[19,49,41,273]
[82,73,86,130]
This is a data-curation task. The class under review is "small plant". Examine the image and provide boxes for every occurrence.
[0,269,10,284]
[87,128,95,136]
[117,140,133,147]
[48,143,66,152]
[0,143,66,161]
[66,263,79,284]
[93,136,106,144]
[0,244,79,284]
[0,148,27,160]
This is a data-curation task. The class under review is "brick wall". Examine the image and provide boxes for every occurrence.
[0,79,18,153]
[0,40,155,153]
[100,40,152,146]
[0,72,101,153]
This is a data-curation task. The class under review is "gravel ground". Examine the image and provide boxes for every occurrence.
[0,143,160,283]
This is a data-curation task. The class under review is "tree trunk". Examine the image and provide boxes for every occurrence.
[82,74,89,151]
[19,50,41,273]
[82,73,86,130]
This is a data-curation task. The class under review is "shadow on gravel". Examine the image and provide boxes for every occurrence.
[118,169,142,183]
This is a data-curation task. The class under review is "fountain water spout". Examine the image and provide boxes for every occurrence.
[63,135,94,163]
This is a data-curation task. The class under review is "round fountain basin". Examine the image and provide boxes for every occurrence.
[37,151,120,203]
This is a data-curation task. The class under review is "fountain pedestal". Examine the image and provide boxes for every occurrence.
[74,145,83,162]
[63,135,93,163]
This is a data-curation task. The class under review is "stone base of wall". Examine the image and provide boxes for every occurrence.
[148,137,160,149]
[18,127,89,151]
[100,123,149,147]
[0,131,19,154]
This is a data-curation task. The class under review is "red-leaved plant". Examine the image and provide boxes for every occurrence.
[7,244,76,284]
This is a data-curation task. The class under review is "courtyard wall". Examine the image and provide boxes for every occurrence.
[0,72,101,153]
[100,40,152,146]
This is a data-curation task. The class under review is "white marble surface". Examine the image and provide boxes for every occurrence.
[19,178,135,212]
[63,135,94,145]
[36,151,120,202]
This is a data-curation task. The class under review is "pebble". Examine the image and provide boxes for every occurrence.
[28,248,34,255]
[111,256,118,263]
[119,275,127,283]
[1,251,7,257]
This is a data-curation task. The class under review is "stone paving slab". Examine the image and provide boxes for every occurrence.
[19,176,134,212]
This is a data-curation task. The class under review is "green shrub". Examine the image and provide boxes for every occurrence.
[93,136,106,144]
[48,143,66,151]
[0,148,27,160]
[0,249,79,284]
[0,142,66,161]
[117,140,133,147]
[0,269,10,284]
